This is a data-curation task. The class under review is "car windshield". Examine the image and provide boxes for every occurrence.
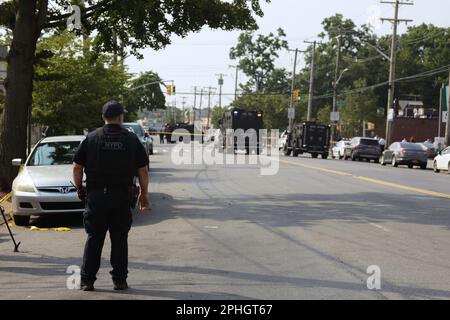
[28,141,82,166]
[400,143,424,150]
[360,139,379,146]
[123,124,144,137]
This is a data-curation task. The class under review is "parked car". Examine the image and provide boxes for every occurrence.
[433,147,450,173]
[332,140,350,159]
[11,136,86,226]
[419,142,438,159]
[344,137,381,162]
[381,142,428,169]
[123,122,153,155]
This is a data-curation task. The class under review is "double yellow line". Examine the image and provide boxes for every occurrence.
[280,159,450,200]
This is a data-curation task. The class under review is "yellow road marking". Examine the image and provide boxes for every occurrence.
[354,176,450,200]
[280,159,450,200]
[279,159,352,176]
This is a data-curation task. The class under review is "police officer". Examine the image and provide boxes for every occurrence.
[73,101,150,292]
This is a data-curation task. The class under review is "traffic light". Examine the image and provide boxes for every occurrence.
[167,85,176,96]
[293,90,300,101]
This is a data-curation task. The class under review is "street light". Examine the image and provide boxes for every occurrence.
[330,67,349,150]
[334,68,349,88]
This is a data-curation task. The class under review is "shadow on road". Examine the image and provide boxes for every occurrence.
[1,253,449,299]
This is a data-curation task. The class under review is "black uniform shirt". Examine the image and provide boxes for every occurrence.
[74,124,149,182]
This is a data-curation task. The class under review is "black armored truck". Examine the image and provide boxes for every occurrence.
[283,122,331,159]
[219,108,264,155]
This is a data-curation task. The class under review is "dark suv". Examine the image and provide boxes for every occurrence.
[344,137,381,163]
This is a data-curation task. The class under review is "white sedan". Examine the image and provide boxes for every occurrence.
[433,147,450,174]
[11,136,86,226]
[332,140,350,159]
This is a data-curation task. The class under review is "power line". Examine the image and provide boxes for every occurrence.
[380,0,414,145]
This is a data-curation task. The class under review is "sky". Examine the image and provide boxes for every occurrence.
[125,0,450,110]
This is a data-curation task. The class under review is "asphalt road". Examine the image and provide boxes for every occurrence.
[0,141,449,300]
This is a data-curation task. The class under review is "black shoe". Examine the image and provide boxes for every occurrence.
[113,279,129,291]
[80,281,94,292]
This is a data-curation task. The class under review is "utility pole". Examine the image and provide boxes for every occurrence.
[446,69,450,146]
[204,87,217,129]
[305,40,319,121]
[199,88,204,129]
[216,74,226,109]
[288,48,300,132]
[181,96,187,123]
[331,35,342,145]
[381,0,413,146]
[439,84,443,139]
[229,65,240,101]
[192,86,198,123]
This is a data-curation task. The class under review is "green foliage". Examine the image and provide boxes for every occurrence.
[0,0,269,56]
[32,32,130,134]
[339,80,379,138]
[124,71,166,115]
[230,28,289,92]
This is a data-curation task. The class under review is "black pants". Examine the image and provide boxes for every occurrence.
[81,187,132,283]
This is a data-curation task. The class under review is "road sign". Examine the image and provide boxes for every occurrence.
[337,100,347,109]
[330,111,340,122]
[288,108,295,120]
[387,109,395,121]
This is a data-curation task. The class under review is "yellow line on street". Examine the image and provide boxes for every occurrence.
[279,159,450,200]
[354,176,450,200]
[279,159,352,176]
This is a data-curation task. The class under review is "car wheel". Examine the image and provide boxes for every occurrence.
[448,162,450,174]
[381,156,386,166]
[293,149,299,157]
[374,158,380,164]
[392,156,399,167]
[420,163,427,170]
[408,164,414,169]
[321,153,328,160]
[13,215,30,226]
[433,161,440,173]
[283,146,292,156]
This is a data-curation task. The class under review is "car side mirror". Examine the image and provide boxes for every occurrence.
[12,158,23,167]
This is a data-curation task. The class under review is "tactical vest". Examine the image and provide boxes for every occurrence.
[85,126,137,187]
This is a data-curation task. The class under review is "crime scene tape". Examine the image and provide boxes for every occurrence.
[152,131,206,137]
[0,193,12,205]
[30,226,71,232]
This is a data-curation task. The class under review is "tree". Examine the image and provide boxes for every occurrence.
[230,28,289,93]
[339,80,379,138]
[32,32,130,135]
[0,0,269,190]
[211,106,225,129]
[124,71,166,115]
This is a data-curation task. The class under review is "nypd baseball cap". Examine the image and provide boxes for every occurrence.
[102,101,128,118]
